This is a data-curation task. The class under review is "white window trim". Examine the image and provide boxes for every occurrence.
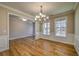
[43,22,50,35]
[55,16,67,37]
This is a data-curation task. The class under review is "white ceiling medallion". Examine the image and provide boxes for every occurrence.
[35,5,49,23]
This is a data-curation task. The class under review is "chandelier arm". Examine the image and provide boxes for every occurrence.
[40,5,43,13]
[35,5,49,23]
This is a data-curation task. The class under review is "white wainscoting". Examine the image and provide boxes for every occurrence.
[75,35,79,55]
[35,32,74,45]
[9,34,33,40]
[0,35,9,52]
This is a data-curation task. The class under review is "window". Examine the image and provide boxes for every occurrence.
[43,22,50,35]
[55,17,67,37]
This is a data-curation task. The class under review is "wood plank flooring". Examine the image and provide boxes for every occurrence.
[0,37,78,56]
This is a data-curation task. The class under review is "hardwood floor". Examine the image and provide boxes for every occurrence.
[0,37,78,56]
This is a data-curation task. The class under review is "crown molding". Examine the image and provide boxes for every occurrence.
[73,2,79,10]
[0,3,34,19]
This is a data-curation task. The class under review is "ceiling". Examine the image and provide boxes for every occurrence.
[0,2,76,17]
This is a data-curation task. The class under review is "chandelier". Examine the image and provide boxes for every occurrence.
[35,5,49,23]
